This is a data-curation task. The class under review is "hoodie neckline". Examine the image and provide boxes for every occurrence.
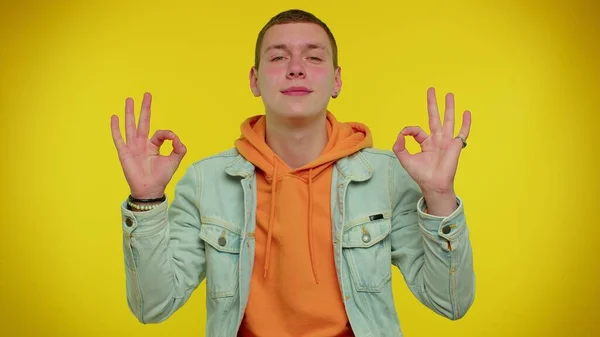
[233,111,373,283]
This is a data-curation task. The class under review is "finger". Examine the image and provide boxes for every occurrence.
[451,110,471,151]
[400,126,429,144]
[137,92,152,139]
[150,130,176,148]
[110,115,126,150]
[427,87,442,134]
[125,97,136,143]
[169,135,187,160]
[456,110,472,140]
[442,92,455,137]
[392,132,412,164]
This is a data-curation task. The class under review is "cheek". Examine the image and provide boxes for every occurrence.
[264,66,282,77]
[259,66,284,87]
[310,67,334,86]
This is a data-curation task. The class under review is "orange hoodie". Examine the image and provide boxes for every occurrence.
[234,111,373,337]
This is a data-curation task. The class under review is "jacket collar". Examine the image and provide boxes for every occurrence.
[224,150,255,178]
[225,148,373,182]
[334,151,373,182]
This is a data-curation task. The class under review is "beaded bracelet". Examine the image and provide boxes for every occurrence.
[127,200,159,211]
[127,194,166,211]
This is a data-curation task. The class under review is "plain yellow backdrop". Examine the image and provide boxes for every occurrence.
[1,0,598,336]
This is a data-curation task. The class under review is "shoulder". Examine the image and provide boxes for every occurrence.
[359,147,397,160]
[358,147,419,192]
[173,148,242,183]
[187,147,240,167]
[358,147,402,173]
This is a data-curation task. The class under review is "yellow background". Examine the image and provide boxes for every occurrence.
[1,0,598,336]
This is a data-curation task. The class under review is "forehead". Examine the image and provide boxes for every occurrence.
[261,22,331,52]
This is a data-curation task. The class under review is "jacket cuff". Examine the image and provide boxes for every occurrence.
[417,196,466,242]
[121,197,169,236]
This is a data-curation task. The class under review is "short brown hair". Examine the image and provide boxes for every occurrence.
[254,9,338,70]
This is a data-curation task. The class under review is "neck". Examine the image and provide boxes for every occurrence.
[265,112,328,169]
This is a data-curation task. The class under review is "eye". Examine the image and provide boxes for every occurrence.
[308,56,322,61]
[270,56,285,61]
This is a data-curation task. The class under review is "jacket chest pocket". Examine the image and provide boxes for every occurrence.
[341,213,392,293]
[199,220,242,299]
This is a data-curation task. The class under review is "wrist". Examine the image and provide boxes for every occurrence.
[130,190,166,200]
[422,190,458,217]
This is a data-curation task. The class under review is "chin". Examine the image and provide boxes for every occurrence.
[279,106,323,121]
[268,99,327,120]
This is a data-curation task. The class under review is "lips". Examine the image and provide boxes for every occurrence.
[281,86,313,96]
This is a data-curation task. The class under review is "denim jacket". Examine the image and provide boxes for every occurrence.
[120,147,475,337]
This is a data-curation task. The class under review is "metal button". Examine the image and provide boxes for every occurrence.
[218,236,227,247]
[442,224,456,234]
[361,233,371,243]
[361,226,371,243]
[125,217,133,227]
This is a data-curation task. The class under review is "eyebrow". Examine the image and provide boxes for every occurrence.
[264,43,328,54]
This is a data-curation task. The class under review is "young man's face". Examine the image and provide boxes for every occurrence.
[250,22,341,121]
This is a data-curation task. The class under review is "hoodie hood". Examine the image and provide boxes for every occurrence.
[234,111,373,283]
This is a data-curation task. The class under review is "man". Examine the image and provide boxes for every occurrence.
[110,8,475,337]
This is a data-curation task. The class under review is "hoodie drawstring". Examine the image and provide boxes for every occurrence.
[263,163,278,278]
[307,168,319,284]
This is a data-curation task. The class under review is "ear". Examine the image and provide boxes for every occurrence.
[332,66,342,98]
[249,66,261,97]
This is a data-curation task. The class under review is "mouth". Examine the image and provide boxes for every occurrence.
[281,86,313,96]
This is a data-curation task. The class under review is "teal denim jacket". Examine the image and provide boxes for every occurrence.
[120,147,475,337]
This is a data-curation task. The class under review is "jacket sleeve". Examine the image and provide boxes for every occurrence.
[120,164,206,323]
[388,158,475,320]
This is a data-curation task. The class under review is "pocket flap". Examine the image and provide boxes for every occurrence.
[199,218,241,253]
[342,212,392,248]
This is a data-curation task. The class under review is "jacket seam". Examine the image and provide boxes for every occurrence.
[195,160,203,212]
[388,156,394,211]
[130,238,145,321]
[449,251,459,318]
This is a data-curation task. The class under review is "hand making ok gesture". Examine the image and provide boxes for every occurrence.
[110,93,187,199]
[392,87,472,198]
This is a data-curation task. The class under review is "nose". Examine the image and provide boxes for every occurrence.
[286,56,306,79]
[287,69,305,79]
